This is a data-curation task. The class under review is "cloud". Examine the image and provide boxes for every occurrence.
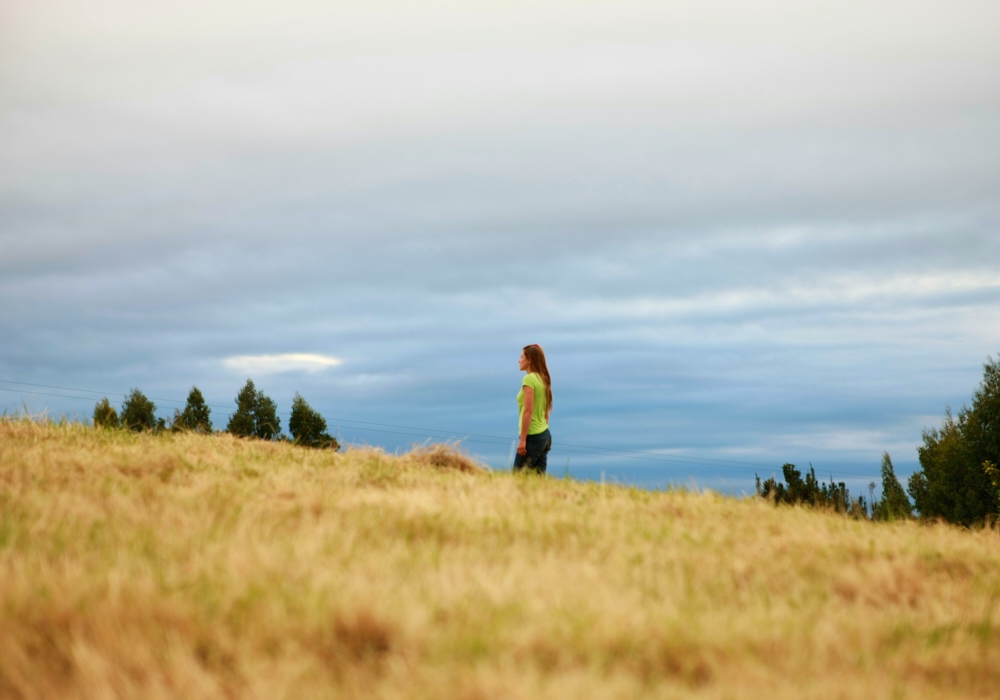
[223,353,342,375]
[1,0,998,492]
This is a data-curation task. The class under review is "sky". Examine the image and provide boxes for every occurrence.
[2,0,999,494]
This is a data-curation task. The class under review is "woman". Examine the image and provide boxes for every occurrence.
[515,344,553,473]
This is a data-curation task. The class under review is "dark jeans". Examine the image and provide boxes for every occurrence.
[514,429,552,474]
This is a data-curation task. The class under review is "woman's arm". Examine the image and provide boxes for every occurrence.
[517,386,534,455]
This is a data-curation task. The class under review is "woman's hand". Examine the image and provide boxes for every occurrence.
[517,435,527,456]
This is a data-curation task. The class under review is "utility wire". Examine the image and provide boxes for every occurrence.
[0,380,825,469]
[0,379,883,480]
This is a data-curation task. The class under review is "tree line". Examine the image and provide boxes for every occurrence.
[758,355,1000,526]
[756,452,912,521]
[92,379,338,450]
[92,354,1000,525]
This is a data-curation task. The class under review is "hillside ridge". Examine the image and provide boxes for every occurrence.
[1,419,998,699]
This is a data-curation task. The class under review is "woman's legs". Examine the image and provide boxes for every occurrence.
[513,429,552,474]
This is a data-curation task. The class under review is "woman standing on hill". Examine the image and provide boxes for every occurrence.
[515,344,553,474]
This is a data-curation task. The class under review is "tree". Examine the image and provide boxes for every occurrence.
[93,397,119,429]
[289,392,339,449]
[254,392,280,440]
[227,380,257,437]
[964,355,1000,517]
[120,388,157,432]
[908,355,1000,525]
[173,386,212,433]
[226,379,281,440]
[872,452,912,521]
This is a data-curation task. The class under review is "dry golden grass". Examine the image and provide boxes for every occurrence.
[2,419,1000,700]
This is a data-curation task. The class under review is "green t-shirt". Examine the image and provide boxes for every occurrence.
[517,372,549,435]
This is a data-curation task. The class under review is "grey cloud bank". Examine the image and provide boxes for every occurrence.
[2,0,999,492]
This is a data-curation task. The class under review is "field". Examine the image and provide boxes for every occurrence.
[1,419,999,699]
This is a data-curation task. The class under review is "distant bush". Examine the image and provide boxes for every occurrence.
[908,355,1000,526]
[120,389,157,432]
[404,443,484,473]
[757,463,869,518]
[173,386,213,433]
[289,392,338,449]
[92,397,120,429]
[227,379,281,440]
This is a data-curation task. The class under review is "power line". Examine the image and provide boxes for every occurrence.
[0,379,883,480]
[0,380,809,469]
[0,380,228,411]
[0,381,881,478]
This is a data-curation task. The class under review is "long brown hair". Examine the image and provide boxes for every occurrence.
[523,344,553,411]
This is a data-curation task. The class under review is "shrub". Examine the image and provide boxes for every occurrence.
[226,379,281,440]
[92,397,119,429]
[404,443,484,473]
[289,393,338,449]
[120,389,157,432]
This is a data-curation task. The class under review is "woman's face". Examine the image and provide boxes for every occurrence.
[519,350,531,372]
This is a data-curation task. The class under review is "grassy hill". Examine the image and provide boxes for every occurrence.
[1,419,999,699]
